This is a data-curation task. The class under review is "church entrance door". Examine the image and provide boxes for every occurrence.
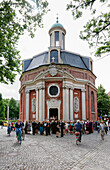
[49,108,58,120]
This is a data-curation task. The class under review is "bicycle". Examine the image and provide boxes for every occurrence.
[17,128,21,144]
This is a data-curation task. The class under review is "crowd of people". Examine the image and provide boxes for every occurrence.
[23,119,110,141]
[1,118,110,142]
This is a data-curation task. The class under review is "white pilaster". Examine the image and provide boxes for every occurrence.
[42,89,45,121]
[63,88,69,121]
[63,88,66,121]
[36,89,38,120]
[70,89,73,121]
[82,89,86,120]
[65,88,69,121]
[39,89,43,121]
[26,91,29,121]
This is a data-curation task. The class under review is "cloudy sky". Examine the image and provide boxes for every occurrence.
[0,0,110,100]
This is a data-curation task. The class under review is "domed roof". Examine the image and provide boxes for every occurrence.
[51,22,64,28]
[51,17,64,29]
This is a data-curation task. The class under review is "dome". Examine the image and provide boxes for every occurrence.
[51,23,64,28]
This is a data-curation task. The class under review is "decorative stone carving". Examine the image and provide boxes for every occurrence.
[47,99,61,108]
[47,99,61,120]
[48,65,57,76]
[32,98,36,113]
[74,97,79,113]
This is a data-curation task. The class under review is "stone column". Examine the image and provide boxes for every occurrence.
[26,90,29,121]
[42,88,45,121]
[81,89,86,120]
[36,89,38,120]
[63,87,69,121]
[39,89,43,121]
[63,88,66,121]
[70,89,73,121]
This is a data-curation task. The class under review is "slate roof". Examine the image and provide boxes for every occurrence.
[23,50,90,72]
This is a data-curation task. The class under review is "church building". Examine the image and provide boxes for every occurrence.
[19,19,97,122]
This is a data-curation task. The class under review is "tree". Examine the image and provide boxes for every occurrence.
[3,98,10,118]
[0,93,5,119]
[67,0,110,57]
[97,84,110,117]
[9,98,19,119]
[0,0,49,84]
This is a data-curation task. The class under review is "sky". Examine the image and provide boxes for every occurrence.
[0,0,110,100]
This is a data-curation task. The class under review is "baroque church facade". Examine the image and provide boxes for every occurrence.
[19,20,97,122]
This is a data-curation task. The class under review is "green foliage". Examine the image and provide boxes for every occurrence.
[0,95,20,119]
[67,0,110,57]
[3,98,10,118]
[0,0,49,84]
[0,93,5,119]
[9,98,19,119]
[97,84,110,116]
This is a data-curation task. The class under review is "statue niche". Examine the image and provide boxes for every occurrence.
[74,97,79,113]
[32,98,36,113]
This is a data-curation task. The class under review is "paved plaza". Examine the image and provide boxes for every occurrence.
[0,127,110,170]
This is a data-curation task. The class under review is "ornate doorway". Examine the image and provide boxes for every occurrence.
[49,108,58,120]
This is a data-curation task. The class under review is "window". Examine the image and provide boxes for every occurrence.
[62,33,65,49]
[48,84,60,97]
[90,61,92,72]
[55,31,59,46]
[50,50,58,63]
[49,86,58,96]
[50,33,52,47]
[91,91,94,112]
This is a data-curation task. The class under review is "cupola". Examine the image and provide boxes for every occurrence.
[49,17,66,50]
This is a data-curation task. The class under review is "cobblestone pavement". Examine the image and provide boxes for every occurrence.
[0,127,110,170]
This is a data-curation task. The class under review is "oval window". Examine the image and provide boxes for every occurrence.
[49,86,58,96]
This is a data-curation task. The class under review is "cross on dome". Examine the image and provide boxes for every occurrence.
[52,57,55,62]
[56,13,59,23]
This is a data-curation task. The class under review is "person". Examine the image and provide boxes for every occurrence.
[56,121,60,137]
[25,121,28,134]
[1,121,3,129]
[51,120,56,134]
[75,120,82,142]
[47,121,51,135]
[65,122,69,134]
[35,121,39,134]
[89,120,92,134]
[7,121,11,135]
[100,121,105,140]
[85,120,89,134]
[32,120,36,135]
[104,121,108,135]
[15,119,22,143]
[97,121,100,133]
[60,120,64,137]
[70,121,73,135]
[39,122,44,135]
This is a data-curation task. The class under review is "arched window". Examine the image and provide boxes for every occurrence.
[50,50,58,63]
[90,61,92,72]
[91,91,94,112]
[50,33,52,47]
[55,31,59,46]
[62,33,65,49]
